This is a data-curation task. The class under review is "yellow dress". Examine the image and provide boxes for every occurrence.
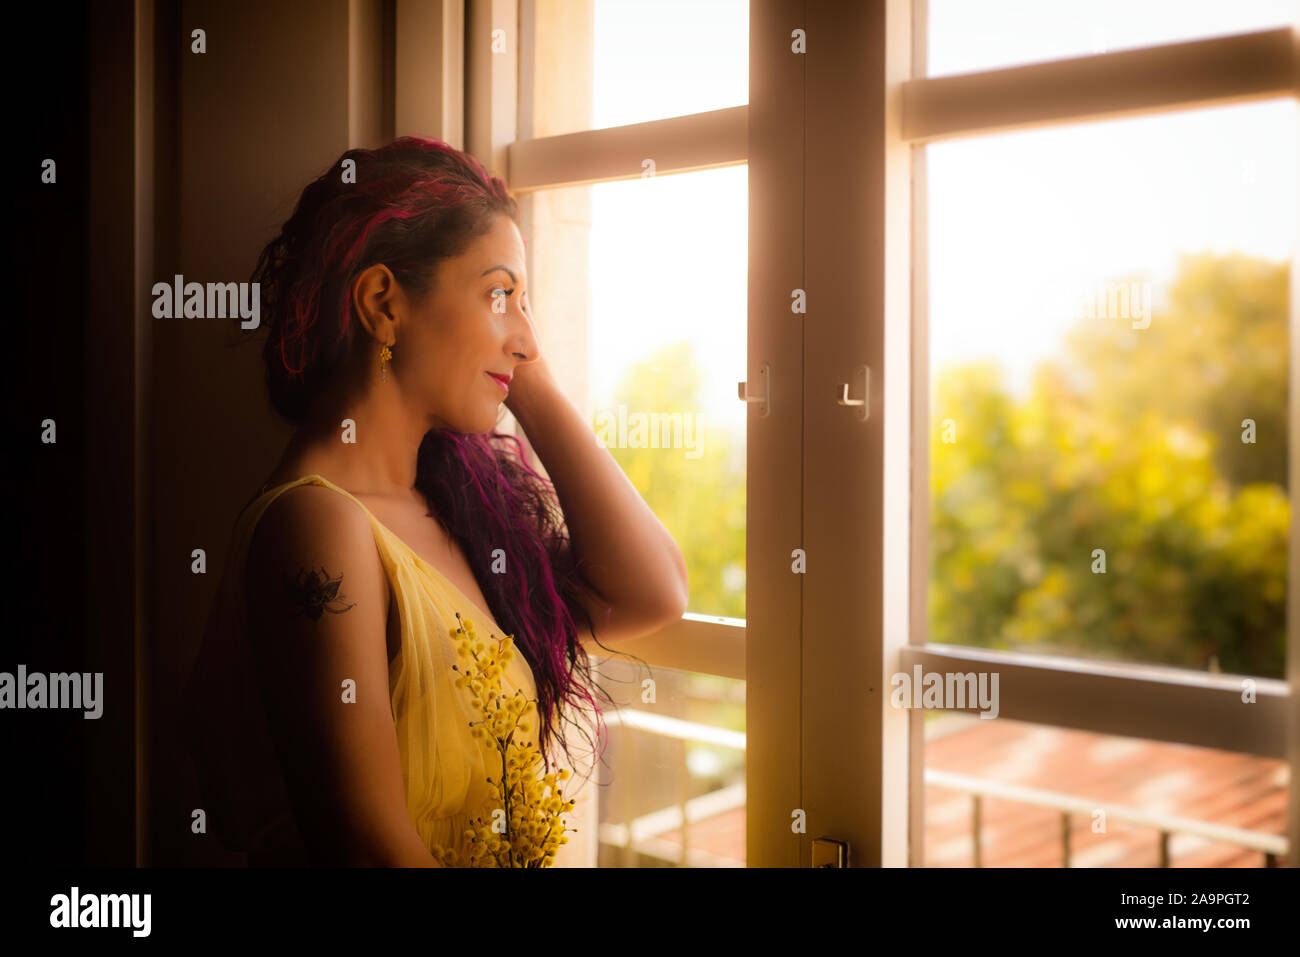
[183,473,541,865]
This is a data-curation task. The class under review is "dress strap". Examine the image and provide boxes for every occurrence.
[240,474,499,633]
[242,474,406,568]
[244,474,364,518]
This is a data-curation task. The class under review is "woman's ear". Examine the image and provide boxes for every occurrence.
[351,263,402,342]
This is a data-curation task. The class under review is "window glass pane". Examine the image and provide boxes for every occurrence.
[530,0,748,139]
[595,660,745,866]
[529,167,748,620]
[927,0,1296,78]
[926,99,1295,678]
[924,714,1288,866]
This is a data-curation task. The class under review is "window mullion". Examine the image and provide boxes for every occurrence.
[903,26,1296,144]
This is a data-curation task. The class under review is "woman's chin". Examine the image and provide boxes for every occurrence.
[474,406,504,434]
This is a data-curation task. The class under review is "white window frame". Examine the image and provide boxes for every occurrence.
[447,0,1298,867]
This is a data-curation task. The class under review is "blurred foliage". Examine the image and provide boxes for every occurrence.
[1066,253,1288,490]
[600,255,1287,679]
[931,254,1288,678]
[602,341,746,619]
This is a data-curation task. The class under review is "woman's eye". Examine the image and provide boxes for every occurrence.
[491,287,528,314]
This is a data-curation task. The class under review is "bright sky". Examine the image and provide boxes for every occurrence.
[579,0,1296,420]
[927,0,1298,398]
[587,0,749,437]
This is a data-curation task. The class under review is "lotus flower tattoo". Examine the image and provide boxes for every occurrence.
[286,566,358,621]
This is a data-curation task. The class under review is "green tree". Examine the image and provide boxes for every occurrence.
[601,341,746,619]
[1065,253,1288,490]
[931,254,1288,678]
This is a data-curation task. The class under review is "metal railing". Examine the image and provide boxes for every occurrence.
[600,709,745,867]
[602,709,1289,867]
[926,768,1288,867]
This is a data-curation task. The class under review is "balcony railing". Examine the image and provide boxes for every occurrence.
[599,709,745,867]
[927,768,1288,868]
[601,710,1289,867]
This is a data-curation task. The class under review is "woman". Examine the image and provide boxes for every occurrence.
[183,136,689,867]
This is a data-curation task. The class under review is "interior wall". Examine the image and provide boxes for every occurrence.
[154,0,386,865]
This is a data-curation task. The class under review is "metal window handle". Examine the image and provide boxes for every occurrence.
[737,362,771,416]
[812,836,849,867]
[837,365,869,420]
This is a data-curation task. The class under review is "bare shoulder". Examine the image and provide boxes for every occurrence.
[253,483,369,544]
[244,484,386,611]
[237,483,420,864]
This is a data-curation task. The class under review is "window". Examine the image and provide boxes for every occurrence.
[496,0,749,866]
[533,171,748,622]
[528,0,748,137]
[476,0,1298,868]
[913,1,1295,866]
[927,99,1294,678]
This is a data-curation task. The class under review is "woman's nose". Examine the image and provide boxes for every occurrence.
[511,299,540,361]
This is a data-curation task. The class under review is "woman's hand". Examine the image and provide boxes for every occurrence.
[499,339,690,646]
[504,352,560,419]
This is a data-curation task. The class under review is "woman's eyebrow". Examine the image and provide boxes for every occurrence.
[480,265,519,284]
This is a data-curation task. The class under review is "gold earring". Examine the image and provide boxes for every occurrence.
[380,343,393,381]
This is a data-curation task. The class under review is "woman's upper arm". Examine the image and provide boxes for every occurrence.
[242,486,427,866]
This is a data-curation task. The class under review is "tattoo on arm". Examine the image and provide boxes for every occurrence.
[286,566,358,621]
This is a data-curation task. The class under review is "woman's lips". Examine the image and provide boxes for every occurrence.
[486,371,510,393]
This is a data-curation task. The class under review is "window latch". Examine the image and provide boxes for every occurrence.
[837,365,870,421]
[737,361,771,416]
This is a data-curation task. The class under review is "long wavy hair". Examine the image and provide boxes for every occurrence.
[250,135,617,777]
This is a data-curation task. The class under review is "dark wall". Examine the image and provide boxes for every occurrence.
[5,0,405,869]
[155,0,384,866]
[5,2,94,864]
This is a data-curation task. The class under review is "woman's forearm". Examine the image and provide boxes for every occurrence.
[506,357,688,621]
